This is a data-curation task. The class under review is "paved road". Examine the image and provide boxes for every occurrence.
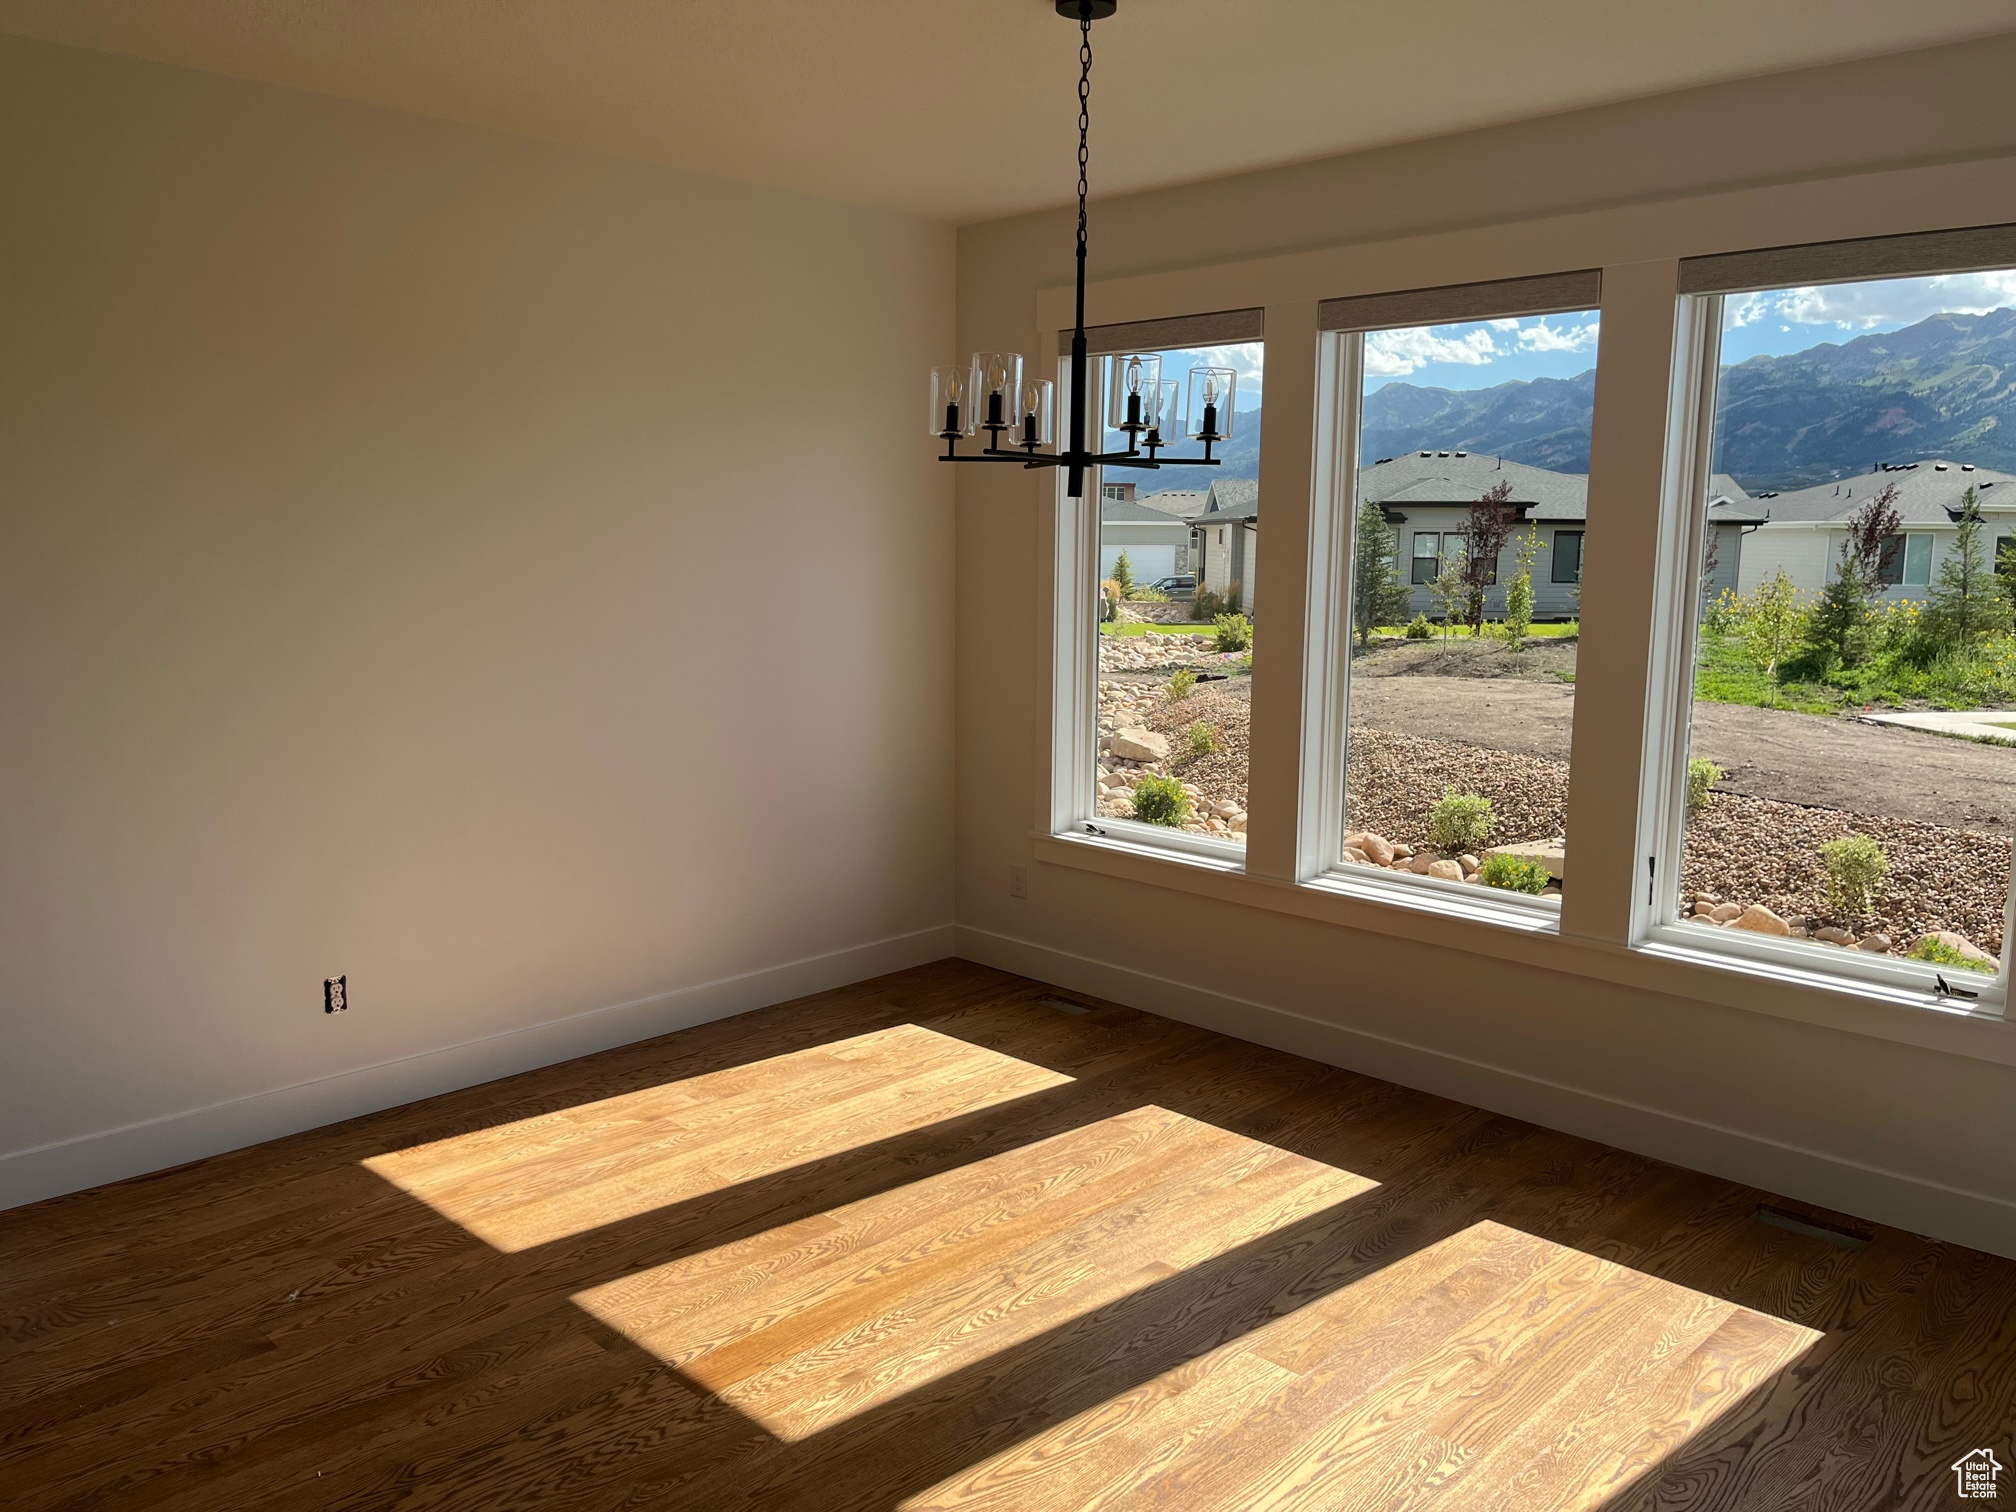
[1350,675,2016,830]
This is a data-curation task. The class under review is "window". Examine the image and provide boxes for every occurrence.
[1091,336,1262,850]
[1551,530,1584,584]
[1411,531,1442,584]
[1322,272,1600,910]
[1653,264,2016,1001]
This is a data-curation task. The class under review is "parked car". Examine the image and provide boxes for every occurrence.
[1148,574,1196,593]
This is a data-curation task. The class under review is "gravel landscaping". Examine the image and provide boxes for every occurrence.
[1096,631,2012,959]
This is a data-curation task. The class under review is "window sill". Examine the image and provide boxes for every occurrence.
[1033,828,2016,1069]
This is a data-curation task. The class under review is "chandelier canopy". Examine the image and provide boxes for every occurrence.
[929,0,1229,500]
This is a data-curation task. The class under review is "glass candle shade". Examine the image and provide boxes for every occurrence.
[1107,353,1162,433]
[969,352,1024,433]
[1187,366,1237,442]
[1018,378,1054,448]
[930,364,976,437]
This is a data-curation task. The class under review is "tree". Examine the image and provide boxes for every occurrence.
[1741,569,1805,705]
[1111,550,1135,598]
[1459,482,1516,633]
[1927,486,2002,650]
[1803,483,1901,667]
[1501,526,1540,649]
[1351,498,1412,651]
[1427,550,1466,645]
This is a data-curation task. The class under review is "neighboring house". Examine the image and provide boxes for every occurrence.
[1099,482,1203,583]
[1194,478,1259,613]
[1734,460,2016,600]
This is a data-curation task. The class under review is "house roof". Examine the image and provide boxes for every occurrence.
[1100,497,1193,525]
[1198,477,1260,521]
[1134,489,1210,520]
[1746,460,2016,526]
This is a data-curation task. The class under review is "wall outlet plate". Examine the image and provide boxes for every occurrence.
[324,975,347,1013]
[1008,864,1028,899]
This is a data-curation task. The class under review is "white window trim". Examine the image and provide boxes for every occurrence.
[1029,153,2016,1068]
[1637,290,2013,1014]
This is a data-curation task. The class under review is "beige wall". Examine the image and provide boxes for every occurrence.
[956,34,2016,1254]
[0,36,954,1196]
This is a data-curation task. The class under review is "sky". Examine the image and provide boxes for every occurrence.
[1358,312,1601,393]
[1719,270,2016,363]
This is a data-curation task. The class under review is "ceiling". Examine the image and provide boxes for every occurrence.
[3,0,2012,223]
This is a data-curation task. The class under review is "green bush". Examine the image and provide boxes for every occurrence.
[1213,613,1253,653]
[1112,550,1135,597]
[1128,774,1190,827]
[1404,613,1433,640]
[1183,721,1220,758]
[1686,758,1722,813]
[1478,852,1551,894]
[1426,790,1495,852]
[1166,668,1197,702]
[1098,578,1121,623]
[1129,586,1170,603]
[1906,935,1994,973]
[1193,584,1233,618]
[1818,833,1887,918]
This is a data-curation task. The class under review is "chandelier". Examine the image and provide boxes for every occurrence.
[929,0,1233,499]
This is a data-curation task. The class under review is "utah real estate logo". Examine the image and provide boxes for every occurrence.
[1955,1448,2005,1499]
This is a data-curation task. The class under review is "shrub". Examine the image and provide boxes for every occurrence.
[1166,668,1197,701]
[1194,583,1242,619]
[1404,613,1433,640]
[1478,852,1551,894]
[1686,758,1722,813]
[1112,550,1135,597]
[1213,613,1253,653]
[1818,833,1887,918]
[1098,578,1121,623]
[1906,935,1994,973]
[1426,790,1494,852]
[1183,721,1220,758]
[1501,527,1540,648]
[1128,774,1190,827]
[1129,586,1170,603]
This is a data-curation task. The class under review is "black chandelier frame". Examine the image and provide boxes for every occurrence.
[935,0,1224,499]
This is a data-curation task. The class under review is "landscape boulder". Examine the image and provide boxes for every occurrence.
[1344,832,1395,866]
[1731,903,1792,936]
[1109,727,1171,762]
[1425,859,1465,882]
[1856,933,1892,954]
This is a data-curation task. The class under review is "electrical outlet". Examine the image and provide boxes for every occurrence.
[1008,865,1028,899]
[324,975,347,1013]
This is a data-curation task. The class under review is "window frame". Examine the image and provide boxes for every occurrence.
[1306,274,1604,925]
[1033,192,2016,1066]
[1640,284,2015,1013]
[1061,336,1259,870]
[1410,530,1442,584]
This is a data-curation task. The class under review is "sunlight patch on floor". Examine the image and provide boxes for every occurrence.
[901,1219,1823,1511]
[573,1105,1379,1442]
[363,1023,1073,1251]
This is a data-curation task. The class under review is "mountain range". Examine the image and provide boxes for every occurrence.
[1139,308,2016,496]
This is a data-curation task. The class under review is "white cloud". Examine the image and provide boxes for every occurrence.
[1172,342,1264,402]
[1488,318,1522,331]
[1742,272,2016,331]
[1364,327,1500,377]
[1514,318,1600,353]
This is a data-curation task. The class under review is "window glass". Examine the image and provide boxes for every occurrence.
[1337,306,1600,904]
[1093,341,1262,846]
[1670,272,2016,978]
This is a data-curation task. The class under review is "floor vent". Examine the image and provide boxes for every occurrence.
[1753,1203,1872,1248]
[1035,995,1092,1016]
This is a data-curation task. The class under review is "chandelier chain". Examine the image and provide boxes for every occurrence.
[1076,9,1091,277]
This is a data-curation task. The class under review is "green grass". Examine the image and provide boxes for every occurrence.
[1100,621,1215,637]
[1691,630,2016,715]
[1372,620,1579,640]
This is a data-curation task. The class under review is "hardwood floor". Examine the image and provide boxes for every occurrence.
[4,959,2013,1509]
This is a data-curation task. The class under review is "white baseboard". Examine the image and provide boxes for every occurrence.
[0,925,956,1212]
[955,924,2016,1261]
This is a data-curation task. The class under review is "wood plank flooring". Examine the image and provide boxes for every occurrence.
[4,959,2013,1510]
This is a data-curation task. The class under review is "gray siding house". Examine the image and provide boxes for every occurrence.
[1735,460,2016,602]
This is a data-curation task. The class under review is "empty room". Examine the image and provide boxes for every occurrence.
[8,2,2016,1507]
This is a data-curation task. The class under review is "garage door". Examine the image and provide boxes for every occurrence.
[1101,544,1177,583]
